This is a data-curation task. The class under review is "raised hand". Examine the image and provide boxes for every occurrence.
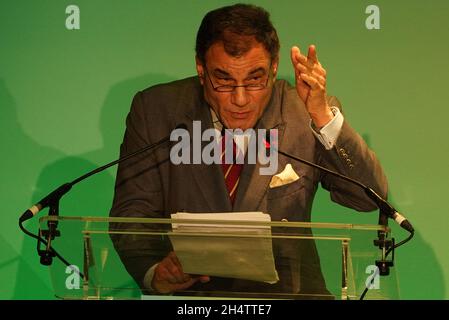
[291,45,333,128]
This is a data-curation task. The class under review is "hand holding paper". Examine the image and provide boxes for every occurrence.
[152,251,210,294]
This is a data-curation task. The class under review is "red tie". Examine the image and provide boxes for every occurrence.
[221,135,243,205]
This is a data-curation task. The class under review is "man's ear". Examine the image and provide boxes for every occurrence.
[272,58,279,81]
[195,56,205,85]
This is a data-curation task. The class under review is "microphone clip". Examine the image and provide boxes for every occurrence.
[37,197,62,266]
[373,234,395,276]
[373,209,395,276]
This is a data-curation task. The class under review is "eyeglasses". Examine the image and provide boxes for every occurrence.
[204,63,272,92]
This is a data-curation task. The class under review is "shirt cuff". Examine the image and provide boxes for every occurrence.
[143,263,159,291]
[310,107,344,150]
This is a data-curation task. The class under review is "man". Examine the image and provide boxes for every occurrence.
[110,4,387,298]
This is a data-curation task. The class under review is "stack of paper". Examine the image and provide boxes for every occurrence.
[169,212,279,284]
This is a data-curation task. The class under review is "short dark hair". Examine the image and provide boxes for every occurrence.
[195,4,280,64]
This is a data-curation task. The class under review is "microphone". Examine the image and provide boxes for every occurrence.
[19,183,72,223]
[19,123,187,223]
[263,133,414,233]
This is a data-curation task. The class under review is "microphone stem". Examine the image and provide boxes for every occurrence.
[275,148,394,227]
[19,130,173,268]
[276,149,366,189]
[70,136,170,186]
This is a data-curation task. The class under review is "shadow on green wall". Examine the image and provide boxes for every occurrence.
[395,230,445,299]
[11,73,176,299]
[0,79,64,299]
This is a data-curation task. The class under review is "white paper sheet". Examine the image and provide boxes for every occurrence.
[169,212,279,284]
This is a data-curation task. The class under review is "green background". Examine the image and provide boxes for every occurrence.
[1,0,448,299]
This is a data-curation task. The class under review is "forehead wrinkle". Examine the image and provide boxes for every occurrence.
[205,41,271,79]
[213,64,267,79]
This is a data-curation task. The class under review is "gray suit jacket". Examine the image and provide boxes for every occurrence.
[109,76,388,297]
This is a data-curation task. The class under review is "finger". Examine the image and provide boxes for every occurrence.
[311,70,326,86]
[198,275,211,283]
[173,277,201,291]
[168,252,184,272]
[296,73,311,89]
[154,274,198,294]
[292,46,308,66]
[294,62,308,75]
[296,73,310,89]
[168,252,191,282]
[161,256,188,283]
[295,74,311,102]
[294,60,318,76]
[290,46,300,67]
[300,74,322,91]
[307,45,318,64]
[296,66,325,86]
[310,62,326,78]
[156,264,179,284]
[171,275,209,292]
[296,63,326,80]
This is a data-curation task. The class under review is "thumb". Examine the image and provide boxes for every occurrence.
[198,275,210,283]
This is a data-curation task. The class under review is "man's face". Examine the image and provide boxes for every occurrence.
[196,41,278,130]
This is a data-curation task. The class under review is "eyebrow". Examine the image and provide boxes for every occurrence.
[213,67,267,79]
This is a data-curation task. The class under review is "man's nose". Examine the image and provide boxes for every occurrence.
[231,86,250,107]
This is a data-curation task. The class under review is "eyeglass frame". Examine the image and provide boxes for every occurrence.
[203,62,273,92]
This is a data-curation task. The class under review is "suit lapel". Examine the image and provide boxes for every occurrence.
[179,89,232,212]
[233,82,285,211]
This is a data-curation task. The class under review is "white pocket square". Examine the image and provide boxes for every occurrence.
[269,164,300,188]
